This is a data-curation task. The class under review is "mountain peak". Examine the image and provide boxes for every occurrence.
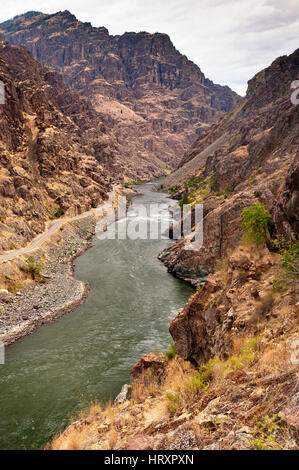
[0,10,239,171]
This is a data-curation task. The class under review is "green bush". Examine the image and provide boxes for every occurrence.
[165,342,176,361]
[281,241,299,276]
[20,256,44,280]
[54,207,65,218]
[187,359,215,392]
[165,391,179,414]
[241,203,271,245]
[251,415,282,450]
[179,192,191,207]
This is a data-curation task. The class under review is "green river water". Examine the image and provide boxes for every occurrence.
[0,183,193,449]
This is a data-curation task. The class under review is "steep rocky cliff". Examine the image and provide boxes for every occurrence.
[0,37,119,251]
[0,10,240,171]
[160,47,299,283]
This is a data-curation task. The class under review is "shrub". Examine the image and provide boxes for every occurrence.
[20,256,44,280]
[165,342,176,361]
[281,241,299,276]
[272,239,299,288]
[225,337,260,374]
[241,203,271,245]
[54,207,65,218]
[165,391,179,414]
[187,359,215,392]
[251,415,282,450]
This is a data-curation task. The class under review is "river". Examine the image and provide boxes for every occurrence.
[0,183,193,450]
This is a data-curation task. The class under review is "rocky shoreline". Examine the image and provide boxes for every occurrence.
[0,215,97,346]
[0,185,135,347]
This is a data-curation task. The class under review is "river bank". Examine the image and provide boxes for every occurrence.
[0,186,132,346]
[0,215,96,346]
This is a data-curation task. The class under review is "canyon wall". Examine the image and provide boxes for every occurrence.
[160,47,299,283]
[0,37,117,251]
[0,10,240,173]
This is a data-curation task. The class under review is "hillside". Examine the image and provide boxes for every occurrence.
[0,10,240,170]
[160,47,299,284]
[0,37,116,251]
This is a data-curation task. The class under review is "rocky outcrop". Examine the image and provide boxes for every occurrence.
[130,353,167,382]
[273,160,299,241]
[0,10,240,173]
[160,48,299,283]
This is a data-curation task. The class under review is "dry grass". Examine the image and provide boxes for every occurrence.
[256,343,293,376]
[131,368,161,404]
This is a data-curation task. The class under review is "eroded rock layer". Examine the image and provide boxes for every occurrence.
[0,10,240,170]
[0,37,117,251]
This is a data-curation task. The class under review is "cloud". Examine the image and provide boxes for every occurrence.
[0,0,298,95]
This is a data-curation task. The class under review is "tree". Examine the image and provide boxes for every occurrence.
[241,203,271,245]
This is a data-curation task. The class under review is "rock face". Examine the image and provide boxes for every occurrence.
[130,353,166,382]
[0,10,240,172]
[160,47,299,282]
[0,37,116,251]
[169,245,278,364]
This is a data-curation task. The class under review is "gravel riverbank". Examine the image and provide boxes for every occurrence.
[0,216,97,346]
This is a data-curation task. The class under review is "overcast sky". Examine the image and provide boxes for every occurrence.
[0,0,298,95]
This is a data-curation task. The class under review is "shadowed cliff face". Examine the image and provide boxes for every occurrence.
[0,37,118,251]
[0,10,240,170]
[160,48,299,282]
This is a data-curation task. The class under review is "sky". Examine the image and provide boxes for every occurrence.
[0,0,298,95]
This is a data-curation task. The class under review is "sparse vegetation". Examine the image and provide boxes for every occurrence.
[216,185,235,198]
[241,203,271,245]
[224,337,260,375]
[20,256,44,281]
[165,342,176,361]
[54,207,65,218]
[179,175,214,207]
[251,415,282,450]
[255,291,274,317]
[165,391,179,414]
[187,359,214,392]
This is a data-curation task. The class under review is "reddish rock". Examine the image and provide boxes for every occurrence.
[280,392,299,436]
[130,353,166,382]
[124,434,154,450]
